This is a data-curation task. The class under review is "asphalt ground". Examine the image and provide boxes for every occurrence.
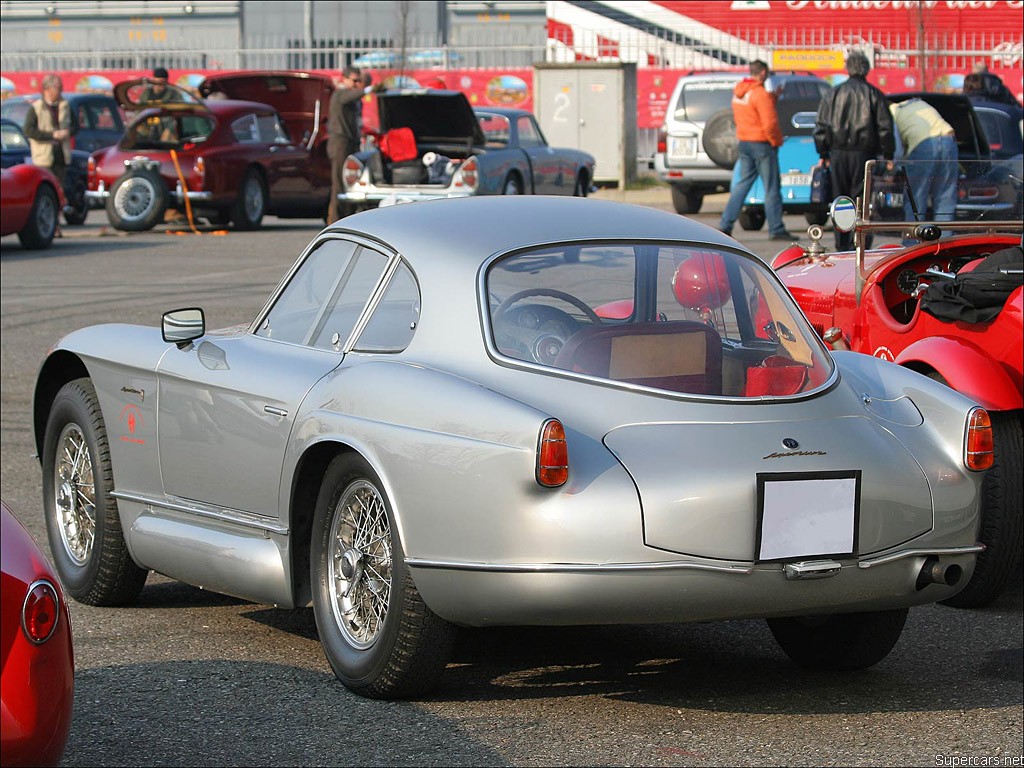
[1,196,1021,767]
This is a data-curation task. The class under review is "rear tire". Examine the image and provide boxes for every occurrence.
[106,167,167,232]
[63,172,89,225]
[940,411,1023,608]
[311,454,453,699]
[42,378,148,606]
[671,185,703,214]
[231,168,266,230]
[502,174,522,195]
[768,609,908,670]
[17,183,59,249]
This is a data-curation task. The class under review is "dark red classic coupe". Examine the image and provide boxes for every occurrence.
[86,71,334,231]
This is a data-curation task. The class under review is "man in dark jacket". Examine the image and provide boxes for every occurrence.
[814,51,895,249]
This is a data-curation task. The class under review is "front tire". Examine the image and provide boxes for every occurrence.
[805,211,828,226]
[739,207,766,231]
[768,609,908,670]
[42,378,148,606]
[231,168,267,230]
[17,183,59,249]
[940,411,1023,608]
[573,172,588,197]
[311,454,453,699]
[106,167,168,232]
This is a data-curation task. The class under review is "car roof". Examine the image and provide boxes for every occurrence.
[327,196,739,270]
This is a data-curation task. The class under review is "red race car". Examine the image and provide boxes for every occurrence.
[1,499,74,767]
[87,71,334,232]
[0,159,67,250]
[772,161,1022,609]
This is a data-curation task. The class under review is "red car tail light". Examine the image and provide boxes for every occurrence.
[88,155,97,188]
[342,155,363,188]
[537,419,568,487]
[455,156,478,190]
[193,156,205,190]
[22,579,60,644]
[657,127,667,154]
[965,408,993,471]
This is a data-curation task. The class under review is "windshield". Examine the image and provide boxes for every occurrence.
[121,111,216,150]
[487,242,833,398]
[677,81,736,123]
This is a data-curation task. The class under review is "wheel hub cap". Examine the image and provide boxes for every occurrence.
[327,479,392,649]
[53,423,96,566]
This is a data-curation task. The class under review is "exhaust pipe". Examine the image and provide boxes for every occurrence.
[916,556,963,590]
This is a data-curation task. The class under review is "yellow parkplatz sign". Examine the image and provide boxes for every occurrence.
[773,49,845,71]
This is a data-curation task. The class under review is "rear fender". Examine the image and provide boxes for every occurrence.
[896,336,1021,411]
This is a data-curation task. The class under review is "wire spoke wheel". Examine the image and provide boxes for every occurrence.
[54,422,96,566]
[114,175,157,222]
[328,479,393,649]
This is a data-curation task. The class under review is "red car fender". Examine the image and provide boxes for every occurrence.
[895,336,1022,411]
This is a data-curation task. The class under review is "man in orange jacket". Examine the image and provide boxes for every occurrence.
[718,60,797,241]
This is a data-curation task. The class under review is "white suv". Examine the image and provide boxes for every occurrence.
[655,71,832,214]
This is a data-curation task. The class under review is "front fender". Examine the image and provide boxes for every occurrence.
[896,336,1022,411]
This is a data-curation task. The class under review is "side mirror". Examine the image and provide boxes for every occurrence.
[162,307,205,347]
[830,196,857,233]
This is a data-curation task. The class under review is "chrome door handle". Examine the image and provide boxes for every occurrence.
[264,405,288,417]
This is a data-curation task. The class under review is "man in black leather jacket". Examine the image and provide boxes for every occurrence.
[814,51,895,249]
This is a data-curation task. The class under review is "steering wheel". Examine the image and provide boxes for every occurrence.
[493,289,602,365]
[494,288,603,326]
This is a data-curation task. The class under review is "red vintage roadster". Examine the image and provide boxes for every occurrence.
[772,161,1022,608]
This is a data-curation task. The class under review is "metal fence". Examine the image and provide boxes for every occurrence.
[2,25,1019,73]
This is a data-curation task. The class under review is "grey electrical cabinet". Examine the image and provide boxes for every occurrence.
[533,63,637,187]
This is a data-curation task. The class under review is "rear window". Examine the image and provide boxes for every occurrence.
[675,81,737,123]
[486,242,833,398]
[975,109,1024,156]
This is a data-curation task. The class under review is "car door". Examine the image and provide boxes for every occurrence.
[156,238,389,520]
[516,114,562,194]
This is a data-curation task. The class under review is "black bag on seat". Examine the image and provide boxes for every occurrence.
[920,246,1023,323]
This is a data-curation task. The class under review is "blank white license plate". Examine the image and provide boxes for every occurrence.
[756,471,860,562]
[782,174,812,186]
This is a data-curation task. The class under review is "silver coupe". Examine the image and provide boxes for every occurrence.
[33,196,991,699]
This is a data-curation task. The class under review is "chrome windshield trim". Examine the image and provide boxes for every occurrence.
[857,545,983,569]
[111,491,288,535]
[405,558,754,575]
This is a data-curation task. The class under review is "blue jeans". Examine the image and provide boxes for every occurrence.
[719,141,785,235]
[903,135,958,221]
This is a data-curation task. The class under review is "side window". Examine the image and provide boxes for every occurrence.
[257,113,289,143]
[232,114,259,143]
[353,261,420,352]
[255,239,359,345]
[308,248,390,351]
[77,105,92,129]
[517,116,544,147]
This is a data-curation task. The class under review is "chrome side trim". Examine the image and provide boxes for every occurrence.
[111,491,288,535]
[339,190,471,203]
[857,545,983,569]
[405,558,754,575]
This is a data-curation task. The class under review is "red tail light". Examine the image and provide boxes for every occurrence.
[22,580,60,644]
[657,127,667,154]
[537,419,568,487]
[965,408,993,471]
[455,156,478,190]
[87,155,97,188]
[193,156,205,190]
[342,155,363,188]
